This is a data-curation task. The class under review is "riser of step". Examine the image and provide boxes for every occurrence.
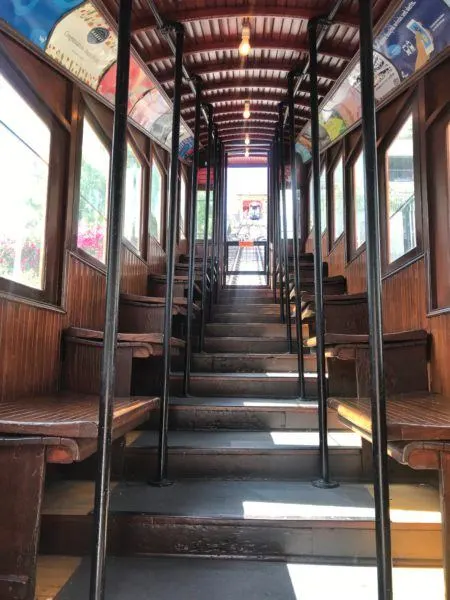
[206,323,289,338]
[191,353,316,373]
[123,448,363,481]
[213,304,280,315]
[218,295,275,304]
[40,514,441,565]
[147,402,346,431]
[170,374,316,398]
[212,313,282,323]
[204,337,291,353]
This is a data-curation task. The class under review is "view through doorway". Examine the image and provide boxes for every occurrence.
[225,166,268,286]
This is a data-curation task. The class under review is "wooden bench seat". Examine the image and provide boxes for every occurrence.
[0,392,157,600]
[289,275,347,299]
[62,327,185,397]
[300,292,368,336]
[306,330,429,397]
[328,392,450,598]
[147,273,203,297]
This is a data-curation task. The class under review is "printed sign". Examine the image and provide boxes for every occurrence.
[45,3,116,89]
[98,55,155,112]
[297,0,450,159]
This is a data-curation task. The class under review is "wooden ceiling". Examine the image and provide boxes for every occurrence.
[101,0,392,152]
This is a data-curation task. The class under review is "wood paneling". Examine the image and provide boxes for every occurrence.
[65,254,105,331]
[121,246,151,296]
[429,314,450,395]
[383,258,427,333]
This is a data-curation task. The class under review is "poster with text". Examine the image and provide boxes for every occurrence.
[98,55,155,112]
[45,2,116,89]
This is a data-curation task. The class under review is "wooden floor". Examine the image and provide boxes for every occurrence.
[36,556,81,600]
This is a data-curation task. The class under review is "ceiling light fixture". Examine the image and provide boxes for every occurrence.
[245,135,250,146]
[239,20,251,57]
[243,101,251,119]
[245,149,250,158]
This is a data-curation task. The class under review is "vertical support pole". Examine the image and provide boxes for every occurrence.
[359,1,392,597]
[273,134,285,321]
[200,105,214,351]
[89,0,131,597]
[278,107,292,350]
[269,148,277,300]
[210,132,220,311]
[309,18,338,489]
[288,74,306,398]
[220,151,228,290]
[154,22,184,485]
[183,80,202,396]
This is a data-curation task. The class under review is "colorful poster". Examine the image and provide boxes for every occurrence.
[0,0,84,48]
[296,0,450,160]
[179,136,194,160]
[45,2,116,89]
[130,88,170,129]
[98,55,154,112]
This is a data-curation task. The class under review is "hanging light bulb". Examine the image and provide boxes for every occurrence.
[243,101,251,119]
[245,149,250,158]
[239,21,251,57]
[245,135,250,146]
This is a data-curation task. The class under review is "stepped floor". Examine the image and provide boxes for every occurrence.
[37,556,445,600]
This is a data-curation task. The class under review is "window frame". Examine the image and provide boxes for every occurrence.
[72,108,112,270]
[379,102,423,275]
[148,147,166,252]
[123,137,145,256]
[346,143,367,263]
[0,59,65,305]
[328,148,345,250]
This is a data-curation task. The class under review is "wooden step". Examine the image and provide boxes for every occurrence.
[147,397,349,431]
[218,294,275,304]
[37,555,445,599]
[123,430,363,481]
[204,336,291,353]
[211,312,281,323]
[191,352,316,373]
[41,480,442,565]
[205,323,288,338]
[170,372,316,398]
[212,303,280,315]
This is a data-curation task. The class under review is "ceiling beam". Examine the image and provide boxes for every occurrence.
[156,60,340,84]
[196,117,305,129]
[216,133,273,141]
[181,91,310,112]
[201,125,276,137]
[145,36,353,64]
[131,5,359,34]
[185,107,307,121]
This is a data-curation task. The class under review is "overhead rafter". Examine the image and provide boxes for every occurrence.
[173,77,330,99]
[185,107,306,121]
[196,116,306,129]
[202,125,276,136]
[182,91,309,112]
[156,60,340,85]
[145,36,353,64]
[213,132,273,141]
[131,5,359,34]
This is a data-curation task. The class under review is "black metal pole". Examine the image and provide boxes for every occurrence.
[200,105,214,351]
[273,133,285,322]
[269,148,277,300]
[183,80,202,396]
[288,73,306,398]
[220,152,228,291]
[210,131,220,313]
[309,17,338,489]
[278,107,292,351]
[154,22,184,485]
[359,1,392,597]
[89,1,131,597]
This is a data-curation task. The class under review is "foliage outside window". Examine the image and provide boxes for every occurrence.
[78,118,110,263]
[0,73,50,290]
[149,159,163,243]
[386,114,416,263]
[124,144,142,251]
[196,189,213,240]
[332,157,344,241]
[179,175,187,240]
[353,152,366,249]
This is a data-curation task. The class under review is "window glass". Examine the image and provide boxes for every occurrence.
[0,73,50,289]
[124,144,142,251]
[78,118,110,263]
[333,157,344,240]
[320,169,327,233]
[280,193,293,239]
[179,175,187,240]
[196,189,213,240]
[386,114,416,263]
[149,159,163,242]
[354,152,366,249]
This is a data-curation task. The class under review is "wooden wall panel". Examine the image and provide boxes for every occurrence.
[346,252,367,294]
[120,246,150,295]
[429,314,450,395]
[0,298,61,402]
[147,237,166,273]
[65,254,105,331]
[327,237,345,278]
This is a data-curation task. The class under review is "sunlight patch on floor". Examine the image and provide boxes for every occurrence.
[269,431,362,448]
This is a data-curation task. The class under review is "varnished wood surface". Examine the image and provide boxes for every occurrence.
[329,393,450,441]
[0,393,157,438]
[65,327,186,347]
[306,329,428,348]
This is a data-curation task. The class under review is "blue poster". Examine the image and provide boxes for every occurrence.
[374,0,450,81]
[0,0,84,49]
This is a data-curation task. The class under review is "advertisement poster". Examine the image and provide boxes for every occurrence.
[45,2,117,89]
[296,0,450,160]
[98,55,155,112]
[130,88,170,130]
[0,0,84,48]
[179,136,194,160]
